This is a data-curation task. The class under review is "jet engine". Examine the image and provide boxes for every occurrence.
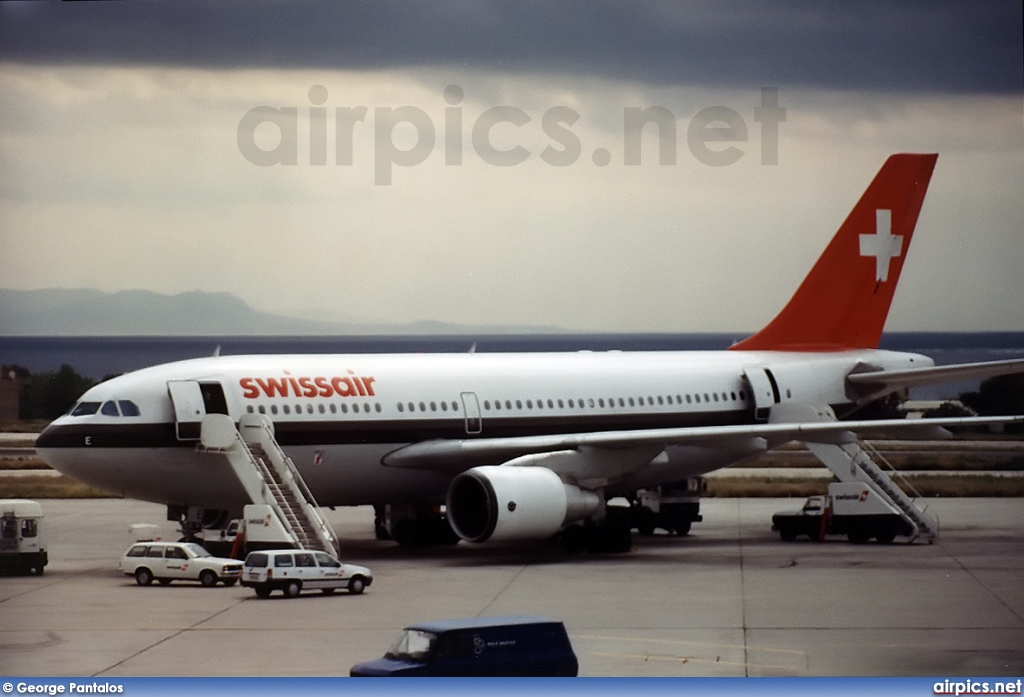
[446,465,600,543]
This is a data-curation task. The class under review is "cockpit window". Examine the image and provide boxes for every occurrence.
[118,400,141,417]
[70,402,101,417]
[100,401,120,416]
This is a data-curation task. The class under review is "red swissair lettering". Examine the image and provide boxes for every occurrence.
[240,370,377,399]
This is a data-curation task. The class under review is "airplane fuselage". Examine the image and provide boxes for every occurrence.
[36,348,931,511]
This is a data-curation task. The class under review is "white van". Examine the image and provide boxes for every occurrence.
[0,499,47,575]
[242,549,372,598]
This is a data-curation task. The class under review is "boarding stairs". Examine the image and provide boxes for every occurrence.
[771,404,939,543]
[199,412,340,555]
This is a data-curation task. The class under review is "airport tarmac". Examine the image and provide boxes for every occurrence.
[1,497,1022,677]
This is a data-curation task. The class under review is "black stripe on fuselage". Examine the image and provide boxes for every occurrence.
[36,408,751,449]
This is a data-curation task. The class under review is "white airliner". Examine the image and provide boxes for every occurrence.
[36,154,1024,549]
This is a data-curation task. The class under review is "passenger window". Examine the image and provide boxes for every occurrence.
[146,546,164,558]
[315,552,340,568]
[101,401,120,417]
[21,519,37,537]
[127,545,147,558]
[246,553,268,568]
[274,555,294,568]
[166,547,188,559]
[70,402,101,417]
[118,400,141,416]
[294,553,316,567]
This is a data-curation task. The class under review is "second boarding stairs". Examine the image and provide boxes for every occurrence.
[771,403,940,542]
[200,412,340,555]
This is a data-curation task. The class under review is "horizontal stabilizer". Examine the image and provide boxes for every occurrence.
[848,357,1024,394]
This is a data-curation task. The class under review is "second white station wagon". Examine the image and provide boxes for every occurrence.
[241,549,373,598]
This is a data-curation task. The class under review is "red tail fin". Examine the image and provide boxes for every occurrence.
[730,153,938,352]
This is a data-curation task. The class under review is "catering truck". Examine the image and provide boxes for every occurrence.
[771,482,915,544]
[0,499,48,574]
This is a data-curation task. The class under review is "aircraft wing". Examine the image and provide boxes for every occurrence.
[382,411,1024,474]
[848,357,1024,395]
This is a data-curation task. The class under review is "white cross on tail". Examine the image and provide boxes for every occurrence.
[859,209,903,282]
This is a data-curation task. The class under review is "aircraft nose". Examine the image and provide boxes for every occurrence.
[35,420,72,450]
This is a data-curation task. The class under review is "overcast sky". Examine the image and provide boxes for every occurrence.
[1,1,1021,333]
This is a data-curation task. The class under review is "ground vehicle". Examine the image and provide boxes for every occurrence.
[630,478,704,536]
[772,482,915,543]
[0,499,47,575]
[241,549,372,598]
[120,541,242,586]
[350,616,578,677]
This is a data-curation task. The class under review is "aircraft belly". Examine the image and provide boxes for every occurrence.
[280,444,451,506]
[42,443,452,509]
[40,447,251,509]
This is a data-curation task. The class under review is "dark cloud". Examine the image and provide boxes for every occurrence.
[1,0,1020,93]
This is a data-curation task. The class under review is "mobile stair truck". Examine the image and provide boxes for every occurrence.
[771,482,928,544]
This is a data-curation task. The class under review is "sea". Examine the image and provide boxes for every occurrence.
[2,333,1023,400]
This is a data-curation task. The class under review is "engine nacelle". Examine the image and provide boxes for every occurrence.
[446,466,600,543]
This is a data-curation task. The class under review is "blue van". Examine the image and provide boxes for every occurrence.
[350,616,578,677]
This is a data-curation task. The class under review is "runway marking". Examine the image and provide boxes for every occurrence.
[587,650,802,672]
[573,633,804,656]
[575,633,807,671]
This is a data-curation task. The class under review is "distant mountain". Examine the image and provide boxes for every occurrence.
[0,288,559,336]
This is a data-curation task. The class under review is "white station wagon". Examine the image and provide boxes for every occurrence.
[242,549,373,598]
[120,541,243,587]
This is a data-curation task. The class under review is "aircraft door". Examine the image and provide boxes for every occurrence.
[743,367,780,421]
[461,391,482,434]
[168,380,229,440]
